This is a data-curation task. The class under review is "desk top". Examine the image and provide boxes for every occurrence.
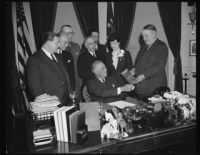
[33,119,196,153]
[28,98,197,153]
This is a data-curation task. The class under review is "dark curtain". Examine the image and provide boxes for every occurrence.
[30,2,57,50]
[157,2,183,92]
[73,2,99,37]
[5,2,28,152]
[114,2,136,49]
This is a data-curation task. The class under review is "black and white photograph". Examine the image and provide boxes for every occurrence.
[4,1,197,154]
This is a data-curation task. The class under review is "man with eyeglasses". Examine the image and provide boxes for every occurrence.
[89,29,107,64]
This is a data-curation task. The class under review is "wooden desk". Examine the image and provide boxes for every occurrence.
[33,122,196,153]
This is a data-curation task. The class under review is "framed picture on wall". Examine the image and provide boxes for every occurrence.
[189,40,196,56]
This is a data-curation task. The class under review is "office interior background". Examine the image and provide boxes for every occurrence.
[53,2,196,95]
[4,1,196,153]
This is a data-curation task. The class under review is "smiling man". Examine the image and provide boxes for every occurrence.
[87,60,135,103]
[133,24,168,100]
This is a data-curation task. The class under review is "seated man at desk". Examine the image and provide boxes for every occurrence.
[87,60,135,103]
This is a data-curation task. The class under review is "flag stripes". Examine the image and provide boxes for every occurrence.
[107,2,115,39]
[12,2,36,113]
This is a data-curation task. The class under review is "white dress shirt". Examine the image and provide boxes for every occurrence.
[89,51,96,57]
[42,47,58,62]
[112,50,120,69]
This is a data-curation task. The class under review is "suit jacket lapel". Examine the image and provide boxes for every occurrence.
[39,50,63,79]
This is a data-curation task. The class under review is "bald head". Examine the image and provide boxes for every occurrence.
[92,60,107,79]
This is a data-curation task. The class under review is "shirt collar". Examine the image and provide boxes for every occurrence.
[97,77,105,83]
[147,38,157,49]
[42,47,52,60]
[88,50,96,56]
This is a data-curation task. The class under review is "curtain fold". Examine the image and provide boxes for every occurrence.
[6,2,28,152]
[30,2,57,50]
[73,2,99,37]
[114,2,136,49]
[157,2,183,92]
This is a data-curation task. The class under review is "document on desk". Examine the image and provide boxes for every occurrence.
[108,100,136,109]
[79,102,101,131]
[148,97,166,103]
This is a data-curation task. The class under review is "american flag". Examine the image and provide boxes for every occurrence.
[12,2,36,113]
[107,2,115,39]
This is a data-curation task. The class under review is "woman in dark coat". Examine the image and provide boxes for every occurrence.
[105,33,134,85]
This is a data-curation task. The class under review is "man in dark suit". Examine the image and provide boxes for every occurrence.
[78,36,104,83]
[58,25,82,101]
[26,32,72,105]
[133,24,168,100]
[89,30,107,63]
[87,60,135,103]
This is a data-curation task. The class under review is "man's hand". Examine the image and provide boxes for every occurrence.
[120,84,135,92]
[132,74,145,84]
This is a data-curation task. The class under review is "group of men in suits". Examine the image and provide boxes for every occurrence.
[26,24,168,105]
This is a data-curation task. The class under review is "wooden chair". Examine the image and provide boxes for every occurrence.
[82,85,91,102]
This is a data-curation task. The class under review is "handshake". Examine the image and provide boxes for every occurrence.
[120,84,135,92]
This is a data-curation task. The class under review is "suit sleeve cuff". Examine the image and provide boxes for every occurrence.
[117,87,121,95]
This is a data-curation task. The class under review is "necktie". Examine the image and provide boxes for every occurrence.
[51,54,58,63]
[101,78,105,83]
[92,52,96,57]
[144,45,150,52]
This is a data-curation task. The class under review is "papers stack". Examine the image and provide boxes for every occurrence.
[108,100,136,109]
[33,128,53,146]
[30,94,60,114]
[148,96,166,103]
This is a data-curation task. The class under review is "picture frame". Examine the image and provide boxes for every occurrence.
[189,40,196,56]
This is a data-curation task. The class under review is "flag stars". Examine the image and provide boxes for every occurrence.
[16,2,26,25]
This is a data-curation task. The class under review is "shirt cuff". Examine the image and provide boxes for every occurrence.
[117,87,121,95]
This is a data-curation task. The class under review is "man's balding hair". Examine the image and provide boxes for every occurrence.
[60,25,72,32]
[91,60,104,74]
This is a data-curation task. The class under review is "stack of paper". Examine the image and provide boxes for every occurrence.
[148,96,166,103]
[108,100,136,109]
[30,94,60,114]
[33,129,53,146]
